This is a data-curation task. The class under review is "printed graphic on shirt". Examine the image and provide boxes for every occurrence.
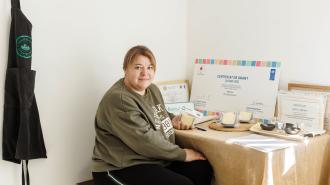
[162,117,174,138]
[152,104,174,138]
[153,113,162,130]
[16,35,32,59]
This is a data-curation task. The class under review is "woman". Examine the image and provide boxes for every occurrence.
[92,45,213,185]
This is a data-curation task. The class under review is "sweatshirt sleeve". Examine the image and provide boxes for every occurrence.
[107,94,186,161]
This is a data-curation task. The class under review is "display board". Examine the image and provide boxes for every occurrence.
[190,59,281,119]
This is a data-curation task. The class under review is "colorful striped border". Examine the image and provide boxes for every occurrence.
[196,109,271,122]
[196,109,221,116]
[194,58,281,68]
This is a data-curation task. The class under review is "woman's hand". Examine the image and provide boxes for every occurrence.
[184,148,206,162]
[172,115,192,130]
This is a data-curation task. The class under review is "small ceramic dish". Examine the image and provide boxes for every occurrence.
[260,123,276,131]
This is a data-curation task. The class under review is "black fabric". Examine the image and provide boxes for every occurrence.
[2,0,47,184]
[92,160,213,185]
[167,160,213,185]
[3,0,46,163]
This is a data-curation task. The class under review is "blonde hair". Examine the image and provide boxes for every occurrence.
[123,45,156,71]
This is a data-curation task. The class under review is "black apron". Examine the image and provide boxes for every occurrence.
[2,0,47,184]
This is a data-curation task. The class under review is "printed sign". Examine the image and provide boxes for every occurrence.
[190,59,281,119]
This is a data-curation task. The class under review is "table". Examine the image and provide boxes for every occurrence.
[175,122,330,185]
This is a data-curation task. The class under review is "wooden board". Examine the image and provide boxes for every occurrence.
[209,122,254,132]
[249,123,307,141]
[288,83,330,91]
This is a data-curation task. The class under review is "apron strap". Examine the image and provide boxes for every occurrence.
[22,160,30,185]
[11,0,21,9]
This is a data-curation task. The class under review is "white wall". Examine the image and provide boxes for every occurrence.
[187,0,330,89]
[2,0,330,184]
[0,0,187,185]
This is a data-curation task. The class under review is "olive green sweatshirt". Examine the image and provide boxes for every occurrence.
[92,79,186,172]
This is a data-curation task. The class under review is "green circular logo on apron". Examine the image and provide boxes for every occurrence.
[16,35,32,59]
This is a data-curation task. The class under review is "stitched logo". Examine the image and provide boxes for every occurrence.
[16,35,32,59]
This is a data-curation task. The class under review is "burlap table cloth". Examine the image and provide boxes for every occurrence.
[175,123,330,185]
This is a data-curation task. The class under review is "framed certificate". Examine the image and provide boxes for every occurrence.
[190,59,281,119]
[277,90,327,133]
[156,80,190,103]
[288,82,330,133]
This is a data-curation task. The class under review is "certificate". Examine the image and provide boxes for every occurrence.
[156,80,189,103]
[277,90,327,133]
[190,59,281,119]
[165,102,195,115]
[288,82,330,133]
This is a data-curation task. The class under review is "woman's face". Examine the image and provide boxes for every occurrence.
[124,55,155,95]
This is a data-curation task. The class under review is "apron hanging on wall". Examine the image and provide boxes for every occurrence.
[2,0,47,184]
